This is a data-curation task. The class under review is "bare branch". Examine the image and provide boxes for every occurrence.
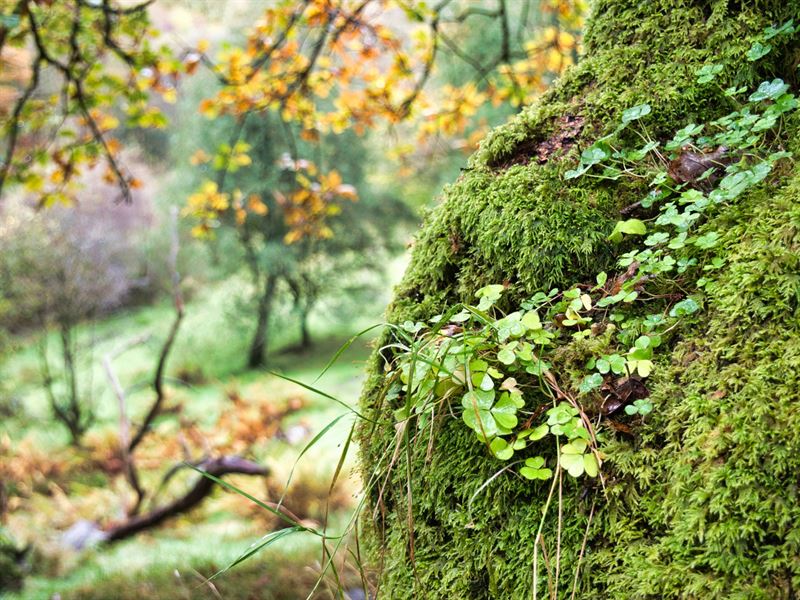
[102,332,151,515]
[128,207,184,453]
[0,55,41,200]
[102,456,270,543]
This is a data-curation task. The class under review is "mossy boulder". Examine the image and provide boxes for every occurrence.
[358,1,800,598]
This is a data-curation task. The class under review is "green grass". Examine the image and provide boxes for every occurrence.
[0,269,399,599]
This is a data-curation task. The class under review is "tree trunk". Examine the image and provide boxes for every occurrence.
[359,2,800,598]
[286,274,314,351]
[247,273,278,369]
[299,307,312,350]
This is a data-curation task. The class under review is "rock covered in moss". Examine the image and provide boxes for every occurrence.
[358,1,800,598]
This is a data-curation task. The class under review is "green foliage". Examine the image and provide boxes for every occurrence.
[0,527,25,593]
[384,57,797,491]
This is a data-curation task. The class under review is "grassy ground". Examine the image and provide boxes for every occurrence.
[0,270,396,599]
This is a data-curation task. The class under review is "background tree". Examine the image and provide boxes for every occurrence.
[0,0,176,206]
[179,0,583,367]
[0,176,152,444]
[183,108,411,367]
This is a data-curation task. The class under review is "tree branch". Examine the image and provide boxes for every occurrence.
[0,55,41,200]
[102,456,270,543]
[102,333,151,515]
[128,208,184,453]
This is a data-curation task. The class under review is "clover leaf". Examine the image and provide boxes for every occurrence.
[746,41,772,62]
[749,79,789,102]
[579,372,603,394]
[624,398,653,416]
[621,103,652,124]
[462,389,519,440]
[559,439,599,478]
[609,218,647,243]
[520,456,552,480]
[490,437,514,460]
[669,297,700,317]
[695,64,722,84]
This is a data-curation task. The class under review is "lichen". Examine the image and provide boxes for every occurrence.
[358,1,800,597]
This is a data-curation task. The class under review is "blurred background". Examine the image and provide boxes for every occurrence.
[0,1,583,597]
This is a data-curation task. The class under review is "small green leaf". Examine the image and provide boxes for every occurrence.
[490,437,514,460]
[749,79,789,102]
[520,456,552,480]
[560,439,589,478]
[621,103,652,124]
[764,20,795,40]
[579,373,603,394]
[694,231,720,249]
[746,41,772,61]
[669,297,700,317]
[581,141,612,166]
[521,310,542,331]
[609,219,647,243]
[695,64,723,84]
[497,347,516,365]
[635,359,653,377]
[583,453,599,478]
[528,423,549,441]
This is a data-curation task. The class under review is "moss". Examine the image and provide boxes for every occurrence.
[359,0,800,598]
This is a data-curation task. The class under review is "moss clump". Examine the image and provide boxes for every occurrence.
[358,1,800,598]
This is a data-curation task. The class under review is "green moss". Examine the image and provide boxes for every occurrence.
[359,0,800,598]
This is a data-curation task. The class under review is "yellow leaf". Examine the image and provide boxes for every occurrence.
[557,31,576,49]
[248,194,268,215]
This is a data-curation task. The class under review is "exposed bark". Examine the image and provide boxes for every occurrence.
[102,456,269,543]
[102,333,150,516]
[103,207,184,516]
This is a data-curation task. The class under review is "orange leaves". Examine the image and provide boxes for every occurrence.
[185,180,229,236]
[184,152,356,244]
[418,83,487,139]
[184,0,588,233]
[277,161,358,244]
[194,0,431,140]
[247,193,268,215]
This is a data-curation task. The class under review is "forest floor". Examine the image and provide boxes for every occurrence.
[1,275,388,599]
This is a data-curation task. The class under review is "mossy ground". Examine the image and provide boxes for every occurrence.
[358,1,800,598]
